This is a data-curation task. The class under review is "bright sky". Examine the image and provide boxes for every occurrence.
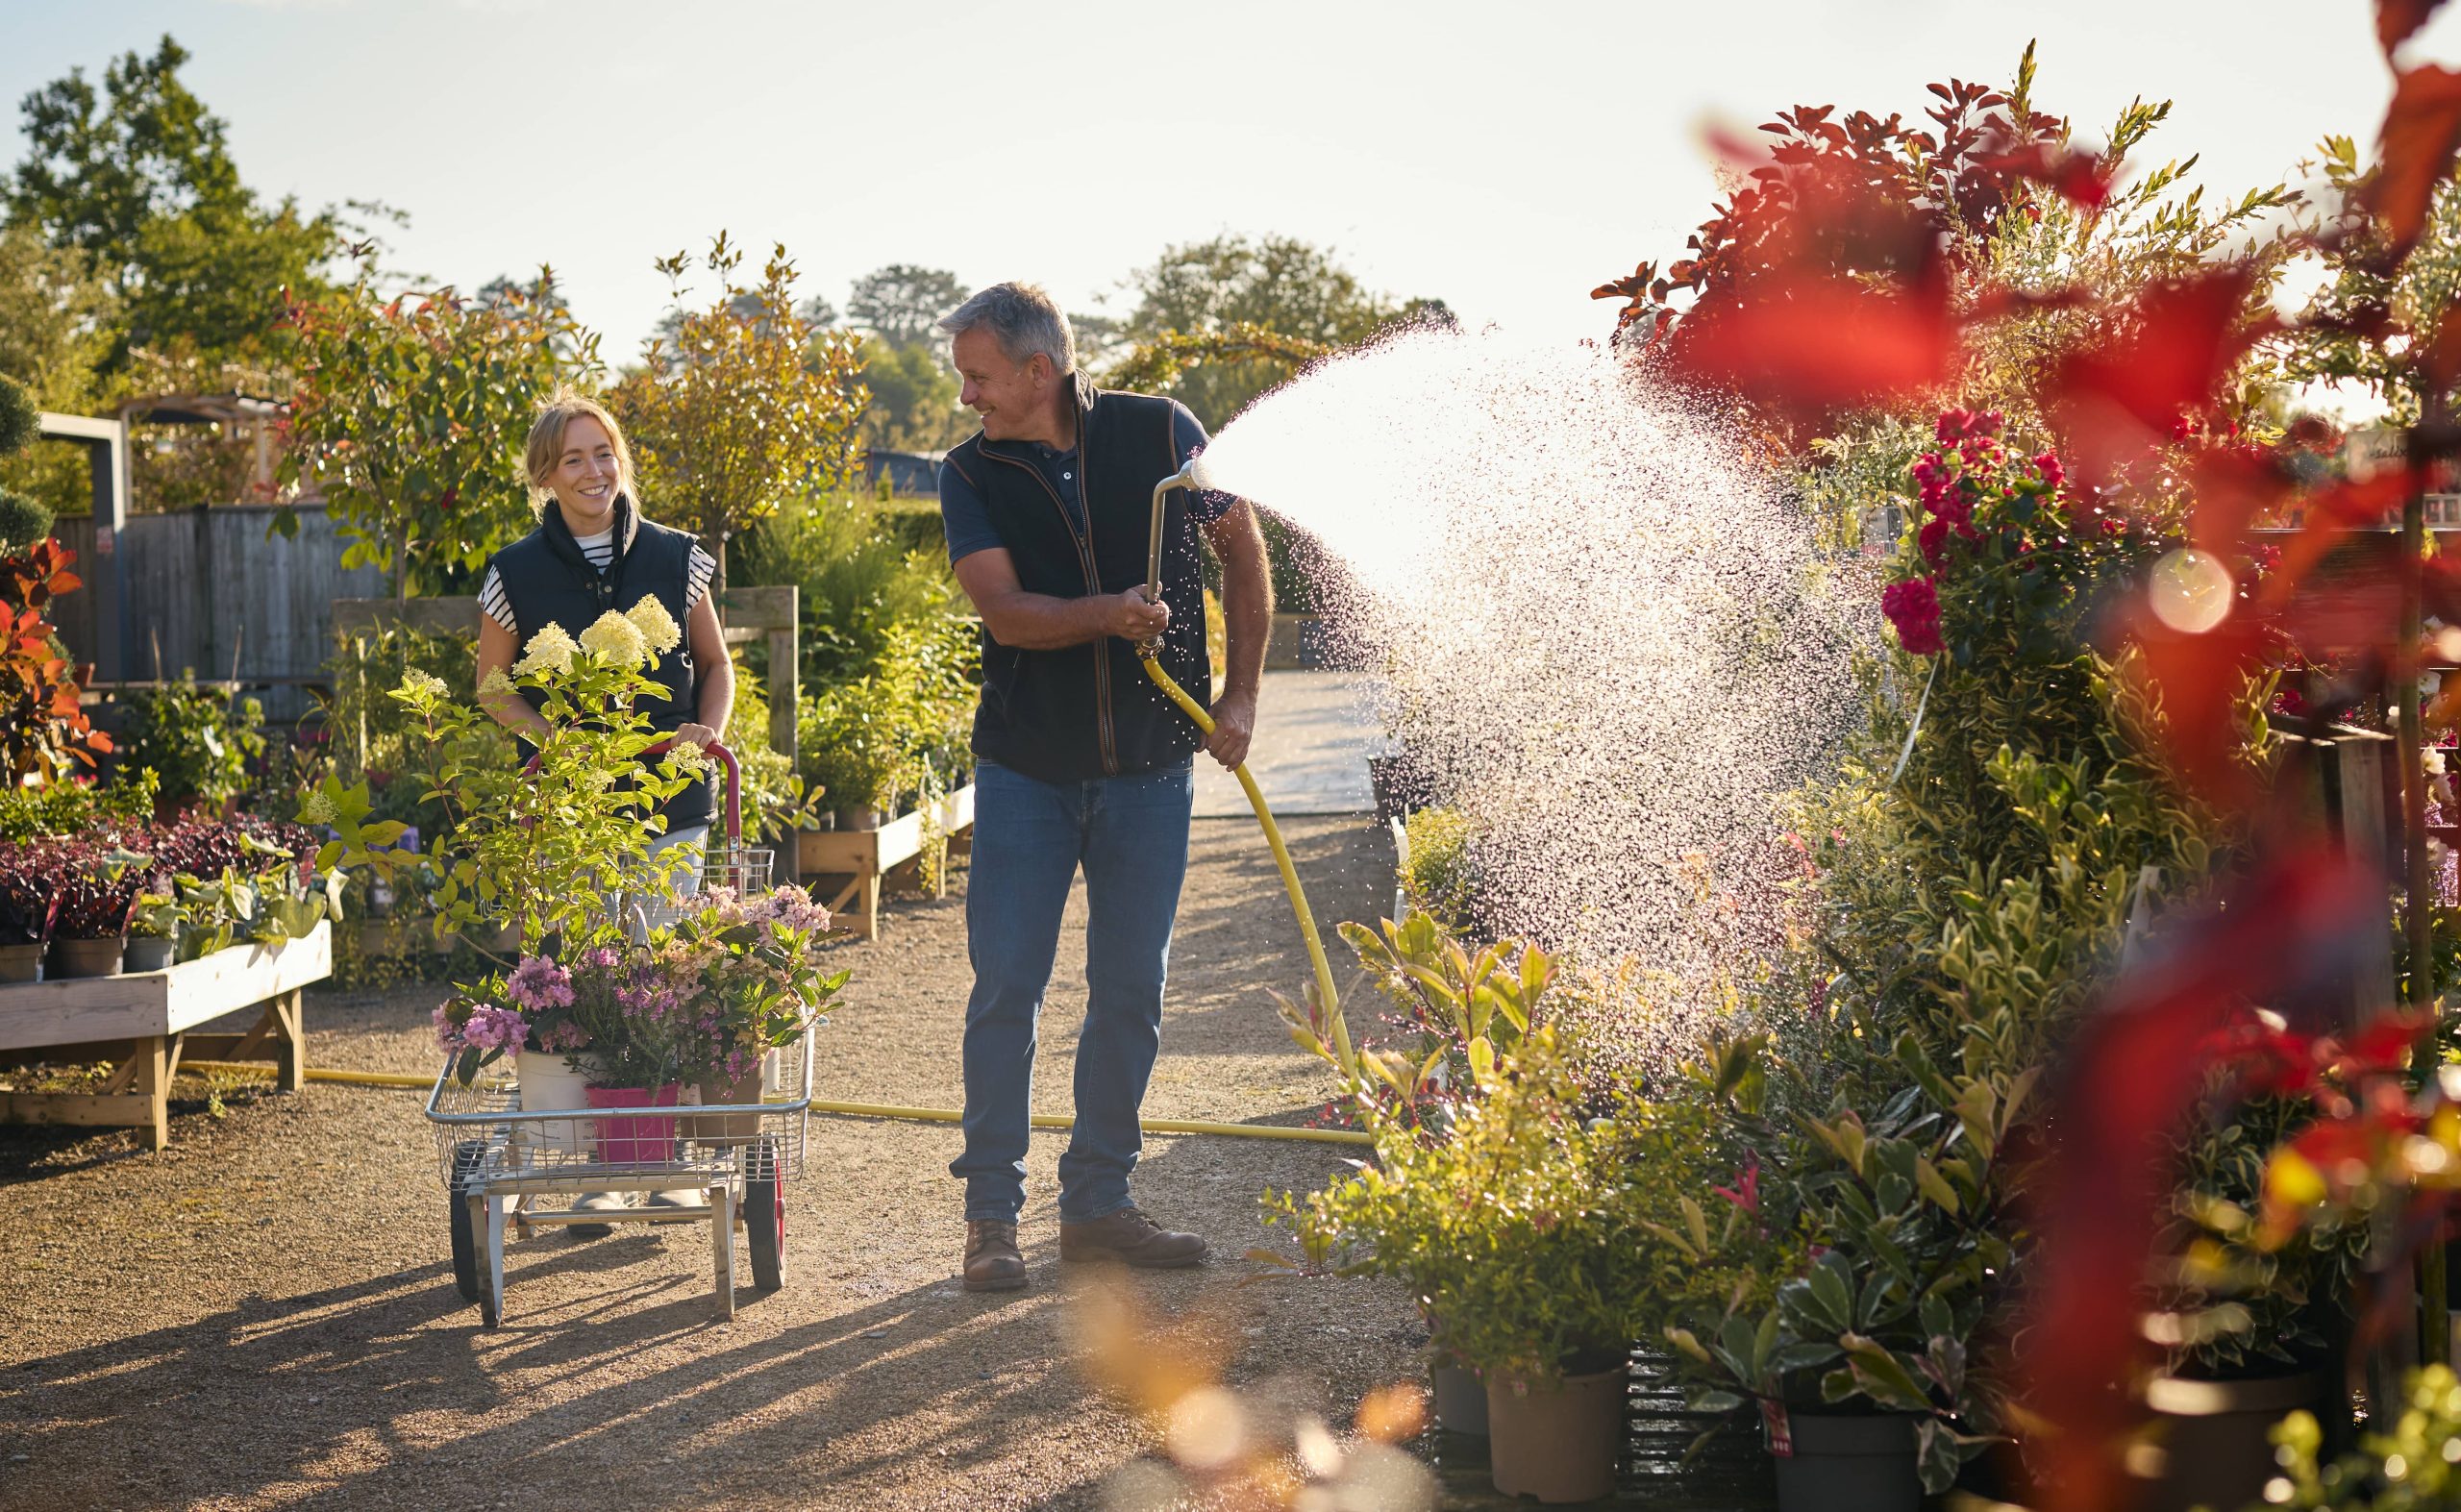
[0,1,2424,363]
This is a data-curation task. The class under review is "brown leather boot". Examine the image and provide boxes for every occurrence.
[962,1220,1027,1292]
[1059,1206,1208,1268]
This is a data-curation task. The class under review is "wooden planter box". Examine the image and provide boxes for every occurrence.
[797,784,975,941]
[0,920,331,1151]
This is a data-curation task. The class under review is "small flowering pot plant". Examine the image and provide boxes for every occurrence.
[300,598,708,955]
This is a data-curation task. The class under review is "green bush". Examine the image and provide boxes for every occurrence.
[1399,806,1477,928]
[735,489,962,689]
[1279,1026,1746,1381]
[117,673,265,812]
[322,624,509,836]
[0,768,156,842]
[0,490,52,552]
[795,612,975,816]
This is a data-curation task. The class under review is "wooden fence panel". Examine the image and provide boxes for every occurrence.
[48,507,387,721]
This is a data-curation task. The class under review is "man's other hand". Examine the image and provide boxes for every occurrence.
[1106,587,1171,640]
[1206,688,1256,769]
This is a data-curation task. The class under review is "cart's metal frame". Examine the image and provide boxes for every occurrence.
[425,1026,815,1325]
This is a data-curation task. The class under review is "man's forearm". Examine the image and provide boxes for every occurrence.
[1216,511,1273,699]
[982,588,1129,650]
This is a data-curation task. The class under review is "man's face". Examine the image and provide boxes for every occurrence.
[953,327,1048,442]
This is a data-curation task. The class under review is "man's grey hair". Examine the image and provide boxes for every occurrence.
[937,282,1076,375]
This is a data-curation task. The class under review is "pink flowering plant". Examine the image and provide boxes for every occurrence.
[432,990,532,1086]
[1883,408,2156,666]
[634,884,846,1092]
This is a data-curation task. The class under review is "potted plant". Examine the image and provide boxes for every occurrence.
[125,889,183,972]
[47,841,150,977]
[0,843,56,981]
[1661,1031,2026,1510]
[656,884,846,1140]
[2122,1077,2365,1512]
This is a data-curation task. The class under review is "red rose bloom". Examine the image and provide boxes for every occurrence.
[1882,576,1946,657]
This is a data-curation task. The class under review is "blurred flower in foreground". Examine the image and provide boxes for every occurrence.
[1072,1277,1433,1511]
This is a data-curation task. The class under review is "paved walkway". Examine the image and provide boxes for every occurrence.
[1194,670,1381,818]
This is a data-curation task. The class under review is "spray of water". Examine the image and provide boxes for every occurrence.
[1200,326,1874,1066]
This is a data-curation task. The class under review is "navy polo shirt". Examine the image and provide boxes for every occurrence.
[940,399,1233,565]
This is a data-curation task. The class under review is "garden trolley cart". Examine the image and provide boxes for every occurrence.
[423,743,820,1326]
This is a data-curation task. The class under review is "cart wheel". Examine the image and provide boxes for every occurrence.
[448,1141,484,1302]
[746,1137,785,1292]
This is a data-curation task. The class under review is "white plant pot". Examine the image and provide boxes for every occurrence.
[515,1053,601,1157]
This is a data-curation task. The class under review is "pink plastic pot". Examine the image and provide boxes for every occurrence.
[584,1083,684,1163]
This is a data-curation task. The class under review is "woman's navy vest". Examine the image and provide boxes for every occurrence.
[941,377,1211,784]
[485,497,716,831]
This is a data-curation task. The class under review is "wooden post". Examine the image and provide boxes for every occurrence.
[2407,399,2450,1367]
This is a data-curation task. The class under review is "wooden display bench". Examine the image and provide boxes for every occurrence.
[797,785,975,941]
[0,921,331,1151]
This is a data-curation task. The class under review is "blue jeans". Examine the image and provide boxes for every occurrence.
[953,756,1195,1223]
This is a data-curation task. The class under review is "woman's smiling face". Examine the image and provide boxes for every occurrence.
[547,414,622,531]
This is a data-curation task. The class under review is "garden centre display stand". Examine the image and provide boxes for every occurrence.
[0,921,330,1151]
[796,784,974,941]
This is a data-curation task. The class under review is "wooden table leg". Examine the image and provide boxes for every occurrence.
[134,1034,170,1152]
[274,988,305,1092]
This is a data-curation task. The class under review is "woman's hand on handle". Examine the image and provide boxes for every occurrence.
[673,723,721,749]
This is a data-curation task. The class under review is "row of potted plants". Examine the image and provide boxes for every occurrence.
[1271,402,2364,1508]
[0,808,333,982]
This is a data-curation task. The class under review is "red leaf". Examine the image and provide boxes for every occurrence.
[2044,268,2267,481]
[1664,272,1955,417]
[2370,65,2461,260]
[2382,0,2451,58]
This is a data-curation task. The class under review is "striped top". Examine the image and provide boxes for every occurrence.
[480,525,717,637]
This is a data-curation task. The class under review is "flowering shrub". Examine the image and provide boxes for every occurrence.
[302,600,706,954]
[433,886,843,1090]
[1880,408,2151,664]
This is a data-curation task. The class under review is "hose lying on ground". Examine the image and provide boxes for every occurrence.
[176,1061,1374,1146]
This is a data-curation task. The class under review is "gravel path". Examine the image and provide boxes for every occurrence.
[0,816,1426,1512]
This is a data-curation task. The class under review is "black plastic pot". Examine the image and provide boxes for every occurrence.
[1431,1362,1488,1436]
[2126,1371,2324,1512]
[1765,1406,1922,1512]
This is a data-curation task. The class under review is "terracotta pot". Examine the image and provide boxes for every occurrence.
[2126,1371,2325,1512]
[1431,1362,1488,1435]
[0,942,42,983]
[1483,1365,1625,1503]
[1764,1405,1922,1512]
[49,935,125,978]
[584,1083,684,1163]
[685,1058,770,1144]
[123,936,174,973]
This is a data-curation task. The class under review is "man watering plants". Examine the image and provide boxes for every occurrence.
[934,282,1271,1292]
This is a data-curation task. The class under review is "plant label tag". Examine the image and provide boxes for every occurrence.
[1760,1398,1793,1457]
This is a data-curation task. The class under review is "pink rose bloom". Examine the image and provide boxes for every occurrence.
[1881,576,1946,657]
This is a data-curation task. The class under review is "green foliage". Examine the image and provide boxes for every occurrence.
[304,610,703,952]
[857,335,969,452]
[795,612,975,813]
[0,372,37,459]
[723,655,808,843]
[1106,234,1429,428]
[1278,1026,1732,1381]
[5,35,343,364]
[612,235,867,590]
[735,488,960,690]
[320,623,509,840]
[0,371,45,549]
[0,767,154,842]
[2263,1365,2461,1509]
[280,267,587,594]
[846,264,968,348]
[116,672,264,811]
[1398,806,1479,930]
[1307,912,1553,1111]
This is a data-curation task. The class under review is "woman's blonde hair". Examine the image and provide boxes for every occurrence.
[524,388,640,520]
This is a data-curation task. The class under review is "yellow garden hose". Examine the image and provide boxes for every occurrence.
[1137,653,1355,1076]
[176,1061,1374,1146]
